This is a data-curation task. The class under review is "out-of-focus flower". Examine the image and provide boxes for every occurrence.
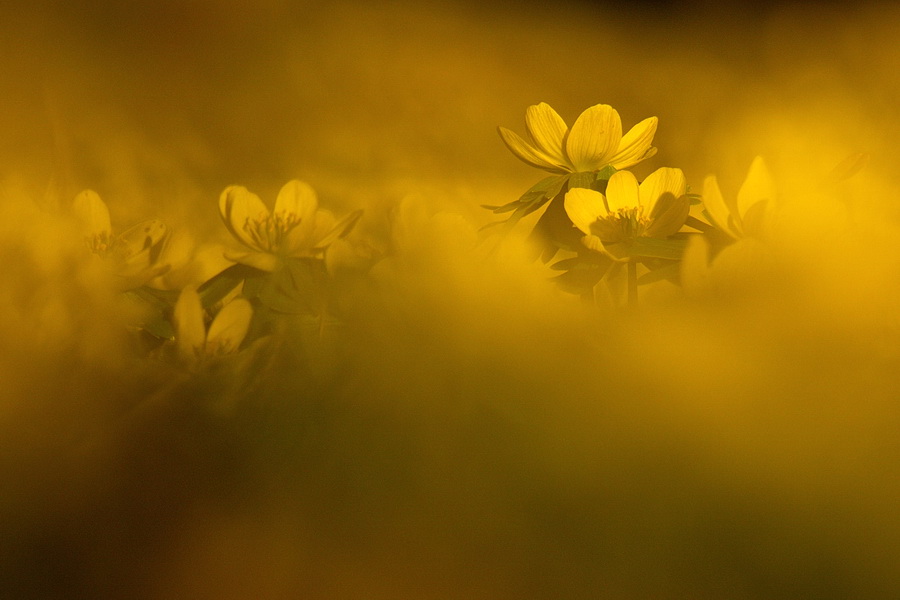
[218,180,361,272]
[72,190,170,289]
[564,168,689,256]
[498,102,657,174]
[173,286,252,364]
[702,156,776,240]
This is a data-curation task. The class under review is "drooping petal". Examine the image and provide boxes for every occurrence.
[604,170,641,212]
[608,116,658,170]
[206,298,253,355]
[497,127,568,173]
[564,104,622,173]
[736,156,775,220]
[173,286,207,362]
[72,190,112,237]
[219,185,269,250]
[645,192,690,238]
[701,175,738,238]
[640,167,686,215]
[525,103,570,166]
[564,188,608,235]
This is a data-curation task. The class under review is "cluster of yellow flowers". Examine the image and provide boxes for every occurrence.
[494,101,857,306]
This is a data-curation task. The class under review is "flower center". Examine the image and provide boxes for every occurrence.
[593,207,650,243]
[85,231,113,257]
[243,211,301,253]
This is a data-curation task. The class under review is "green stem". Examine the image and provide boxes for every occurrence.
[627,259,638,308]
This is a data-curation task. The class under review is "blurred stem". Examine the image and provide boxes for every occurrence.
[627,259,638,307]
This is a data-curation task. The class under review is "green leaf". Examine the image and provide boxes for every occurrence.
[625,237,689,260]
[483,174,570,233]
[637,261,682,285]
[252,258,329,315]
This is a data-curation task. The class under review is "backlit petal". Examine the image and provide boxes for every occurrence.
[498,127,567,173]
[276,180,319,252]
[219,185,269,250]
[736,156,775,219]
[525,103,569,165]
[645,193,690,238]
[640,167,686,215]
[565,104,622,172]
[701,175,737,238]
[604,170,640,212]
[72,189,111,237]
[207,298,253,355]
[609,116,658,169]
[564,188,608,235]
[174,286,206,362]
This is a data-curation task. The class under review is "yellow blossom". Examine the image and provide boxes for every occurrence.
[563,168,690,257]
[498,102,658,174]
[218,180,361,272]
[173,286,252,364]
[72,190,170,289]
[701,156,776,239]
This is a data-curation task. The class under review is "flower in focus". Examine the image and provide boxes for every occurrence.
[173,286,252,364]
[219,180,361,272]
[702,156,776,239]
[564,168,690,257]
[498,102,658,174]
[72,189,170,289]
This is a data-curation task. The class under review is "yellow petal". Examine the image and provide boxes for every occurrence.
[72,189,111,237]
[640,167,686,215]
[608,116,658,169]
[218,185,269,250]
[604,170,640,212]
[525,103,569,166]
[174,286,206,362]
[564,104,622,172]
[497,126,567,173]
[701,175,737,238]
[736,156,775,220]
[645,192,689,238]
[564,188,608,235]
[207,298,253,355]
[275,180,318,251]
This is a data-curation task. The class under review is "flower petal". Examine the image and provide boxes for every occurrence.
[525,103,570,166]
[223,249,280,272]
[564,188,608,235]
[498,127,567,173]
[645,192,690,238]
[174,286,206,362]
[207,298,253,355]
[564,104,622,173]
[72,189,111,237]
[640,167,686,215]
[604,170,640,212]
[276,180,319,253]
[219,185,269,250]
[608,116,658,170]
[701,175,737,238]
[736,156,775,220]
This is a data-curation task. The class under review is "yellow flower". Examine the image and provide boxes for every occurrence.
[498,102,658,174]
[72,190,169,289]
[218,180,361,272]
[701,156,776,239]
[564,168,689,256]
[173,286,252,364]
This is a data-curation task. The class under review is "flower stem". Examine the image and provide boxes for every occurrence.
[627,259,638,308]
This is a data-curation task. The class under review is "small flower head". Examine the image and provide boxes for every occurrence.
[564,168,689,255]
[219,180,361,271]
[498,102,658,174]
[72,190,170,288]
[702,156,776,240]
[173,286,252,365]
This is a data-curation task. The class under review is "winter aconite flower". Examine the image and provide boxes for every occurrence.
[219,180,361,272]
[702,156,776,240]
[72,189,169,289]
[564,168,689,256]
[173,286,252,364]
[498,102,658,174]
